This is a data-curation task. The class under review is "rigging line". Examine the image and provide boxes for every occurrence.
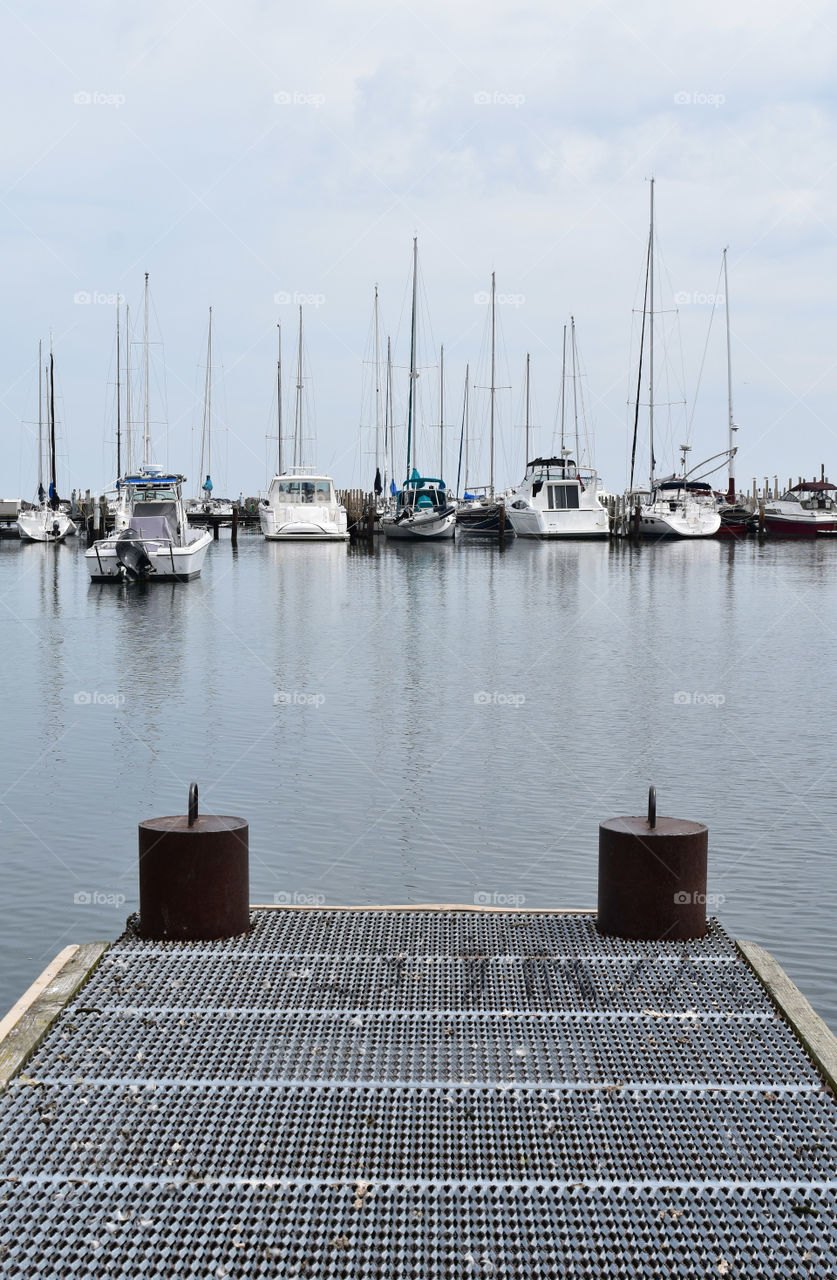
[686,255,726,436]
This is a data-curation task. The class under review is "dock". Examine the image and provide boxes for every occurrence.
[0,905,835,1275]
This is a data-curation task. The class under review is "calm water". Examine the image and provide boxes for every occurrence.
[1,530,836,1028]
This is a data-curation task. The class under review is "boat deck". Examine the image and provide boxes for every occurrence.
[0,907,836,1276]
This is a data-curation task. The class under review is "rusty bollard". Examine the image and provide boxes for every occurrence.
[597,787,708,940]
[139,783,249,941]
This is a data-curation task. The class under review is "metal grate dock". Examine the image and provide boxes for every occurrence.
[0,909,835,1276]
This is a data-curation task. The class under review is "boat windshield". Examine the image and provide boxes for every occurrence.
[126,484,178,502]
[273,480,333,502]
[398,486,445,511]
[780,491,801,503]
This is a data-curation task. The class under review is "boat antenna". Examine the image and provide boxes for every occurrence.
[405,236,418,479]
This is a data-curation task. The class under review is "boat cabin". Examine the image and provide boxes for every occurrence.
[784,481,837,511]
[267,475,337,505]
[518,457,583,509]
[397,475,448,512]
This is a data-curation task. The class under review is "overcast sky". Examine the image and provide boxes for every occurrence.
[2,1,836,499]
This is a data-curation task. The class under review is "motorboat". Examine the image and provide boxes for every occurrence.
[761,481,837,537]
[507,455,609,539]
[85,465,213,581]
[260,469,349,541]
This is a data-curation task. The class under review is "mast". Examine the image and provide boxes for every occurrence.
[293,305,303,469]
[48,336,58,508]
[524,352,531,465]
[116,308,121,480]
[489,271,496,496]
[723,247,736,502]
[276,324,283,476]
[373,285,382,483]
[198,307,212,496]
[143,272,151,467]
[405,236,418,479]
[438,344,445,478]
[124,304,132,476]
[648,179,655,491]
[559,325,567,455]
[464,362,470,492]
[570,316,580,464]
[385,336,394,492]
[37,339,43,502]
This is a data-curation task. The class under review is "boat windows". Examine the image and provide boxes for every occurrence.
[547,484,580,510]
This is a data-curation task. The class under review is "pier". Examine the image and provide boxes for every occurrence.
[0,903,835,1274]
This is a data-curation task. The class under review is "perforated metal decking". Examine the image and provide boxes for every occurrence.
[1,910,836,1276]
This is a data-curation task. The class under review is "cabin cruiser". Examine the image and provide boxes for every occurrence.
[761,481,837,537]
[380,471,456,540]
[259,470,349,541]
[85,465,213,581]
[507,456,609,539]
[629,480,721,539]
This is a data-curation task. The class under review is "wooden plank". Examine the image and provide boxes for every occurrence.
[250,902,597,914]
[0,941,109,1092]
[737,938,837,1095]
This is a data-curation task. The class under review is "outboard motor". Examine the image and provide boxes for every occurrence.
[116,527,154,581]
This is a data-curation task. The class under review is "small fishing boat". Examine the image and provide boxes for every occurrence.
[85,465,212,580]
[761,481,837,537]
[17,340,77,543]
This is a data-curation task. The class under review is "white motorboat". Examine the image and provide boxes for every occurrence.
[17,339,77,543]
[507,455,609,539]
[260,470,349,541]
[85,465,212,581]
[761,480,837,537]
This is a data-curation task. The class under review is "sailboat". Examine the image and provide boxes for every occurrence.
[715,249,748,537]
[507,324,609,539]
[85,274,213,581]
[381,239,456,541]
[18,339,77,542]
[259,306,349,541]
[626,181,720,539]
[456,272,512,537]
[186,310,233,520]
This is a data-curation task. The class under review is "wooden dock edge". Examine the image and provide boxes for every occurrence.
[737,939,837,1095]
[250,903,598,913]
[0,941,109,1092]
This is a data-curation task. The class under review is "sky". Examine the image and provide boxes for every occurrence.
[2,0,837,500]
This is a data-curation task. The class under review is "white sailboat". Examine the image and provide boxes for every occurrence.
[456,272,512,537]
[18,339,77,543]
[260,307,349,541]
[627,180,720,539]
[507,323,609,539]
[381,239,456,541]
[85,274,212,581]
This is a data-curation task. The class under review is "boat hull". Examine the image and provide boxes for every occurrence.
[17,509,77,542]
[84,530,213,581]
[507,507,609,539]
[635,505,721,538]
[456,503,514,537]
[381,510,456,540]
[259,499,349,542]
[761,514,837,538]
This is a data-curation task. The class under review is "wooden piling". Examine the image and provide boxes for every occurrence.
[231,507,238,547]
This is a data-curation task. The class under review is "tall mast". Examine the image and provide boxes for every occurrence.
[570,316,580,464]
[405,236,418,479]
[438,344,445,478]
[524,352,530,464]
[464,362,470,492]
[559,325,567,454]
[37,339,43,501]
[385,336,394,491]
[48,335,58,508]
[293,305,303,469]
[116,308,121,480]
[124,304,132,476]
[198,307,212,495]
[143,272,151,467]
[373,285,382,481]
[276,324,283,475]
[489,271,496,496]
[648,179,655,491]
[723,247,736,502]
